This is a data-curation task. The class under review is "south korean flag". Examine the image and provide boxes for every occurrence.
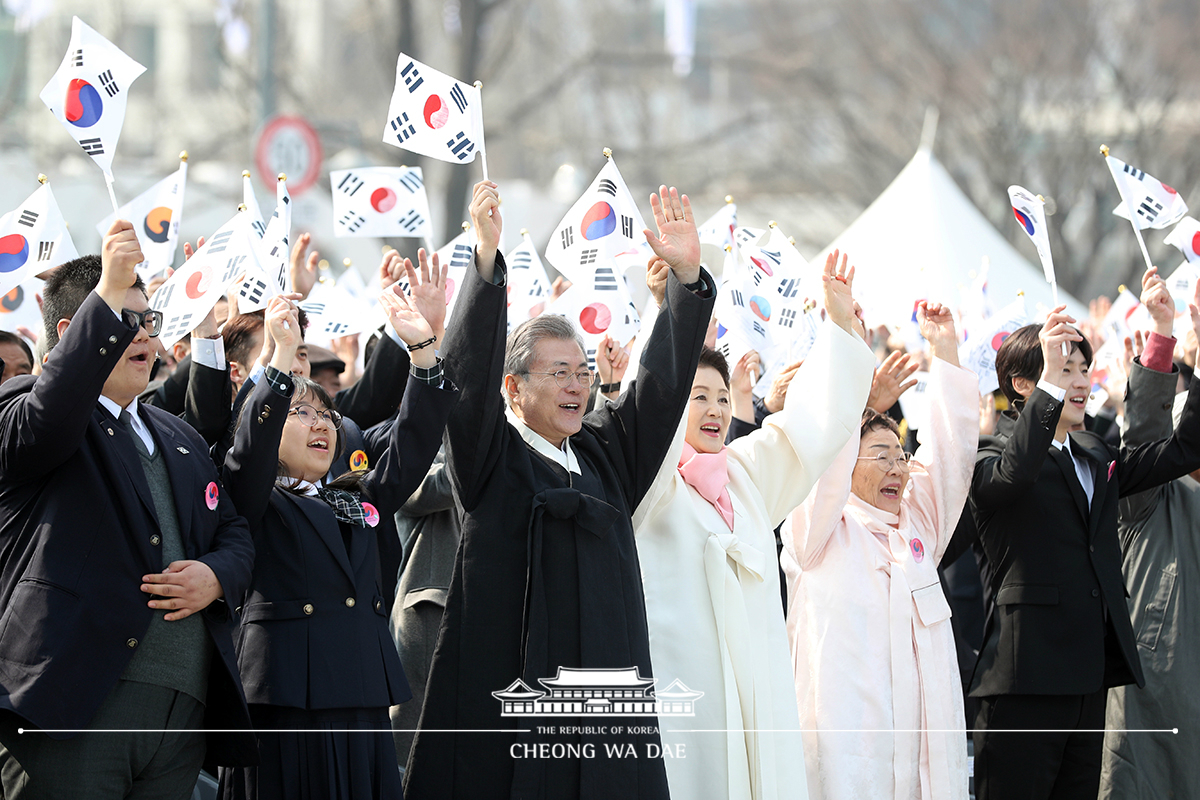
[506,232,553,332]
[331,166,433,240]
[151,211,264,347]
[382,54,485,165]
[1107,153,1188,231]
[545,157,648,283]
[39,16,146,179]
[0,182,80,297]
[234,176,292,311]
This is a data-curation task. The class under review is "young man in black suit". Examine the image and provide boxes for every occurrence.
[969,268,1200,799]
[0,221,256,798]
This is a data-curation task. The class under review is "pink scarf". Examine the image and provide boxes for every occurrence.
[677,442,735,531]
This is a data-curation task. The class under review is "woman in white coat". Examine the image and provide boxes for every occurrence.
[781,303,978,800]
[632,252,875,800]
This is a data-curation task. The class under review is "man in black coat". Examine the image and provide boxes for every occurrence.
[0,221,256,797]
[403,182,714,799]
[968,273,1200,800]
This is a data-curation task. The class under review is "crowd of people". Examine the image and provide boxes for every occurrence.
[0,178,1197,800]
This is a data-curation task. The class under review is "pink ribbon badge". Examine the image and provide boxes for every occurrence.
[362,501,380,528]
[1108,461,1116,481]
[205,482,219,511]
[910,537,925,563]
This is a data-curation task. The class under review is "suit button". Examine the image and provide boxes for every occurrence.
[303,603,314,615]
[126,638,138,648]
[375,599,382,611]
[1090,545,1095,552]
[1092,589,1100,597]
[108,335,118,343]
[150,535,161,546]
[107,428,114,436]
[99,347,107,356]
[345,597,356,608]
[235,606,243,614]
[257,416,264,424]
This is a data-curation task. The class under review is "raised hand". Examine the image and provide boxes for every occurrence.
[764,360,804,413]
[821,249,862,337]
[379,248,404,292]
[643,186,700,285]
[867,350,919,413]
[469,181,503,280]
[646,257,669,307]
[380,284,436,368]
[403,247,449,342]
[1140,265,1174,337]
[264,293,302,374]
[181,236,206,260]
[916,301,960,365]
[289,233,319,300]
[1040,305,1083,386]
[596,334,631,390]
[731,350,761,395]
[98,219,144,312]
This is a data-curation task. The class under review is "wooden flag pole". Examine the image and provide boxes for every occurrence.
[474,81,489,182]
[1100,145,1155,272]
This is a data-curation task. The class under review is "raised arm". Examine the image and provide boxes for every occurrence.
[439,181,509,511]
[585,187,715,508]
[0,221,143,478]
[220,296,301,526]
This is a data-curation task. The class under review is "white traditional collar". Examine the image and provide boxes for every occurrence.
[505,405,582,475]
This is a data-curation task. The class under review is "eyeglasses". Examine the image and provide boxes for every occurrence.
[526,369,596,388]
[856,451,913,471]
[122,308,164,337]
[287,403,343,430]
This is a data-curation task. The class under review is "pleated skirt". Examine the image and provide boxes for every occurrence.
[219,704,402,800]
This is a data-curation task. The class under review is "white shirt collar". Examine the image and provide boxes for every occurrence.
[505,405,581,475]
[277,477,321,495]
[98,395,155,455]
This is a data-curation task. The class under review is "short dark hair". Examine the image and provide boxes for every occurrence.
[41,255,147,351]
[995,323,1094,407]
[0,330,34,367]
[861,407,901,440]
[697,346,730,389]
[222,306,312,367]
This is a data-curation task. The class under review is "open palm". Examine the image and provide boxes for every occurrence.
[644,186,701,279]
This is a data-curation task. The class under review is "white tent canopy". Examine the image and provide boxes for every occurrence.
[817,147,1086,328]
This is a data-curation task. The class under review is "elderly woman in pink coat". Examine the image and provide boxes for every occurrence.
[781,303,978,800]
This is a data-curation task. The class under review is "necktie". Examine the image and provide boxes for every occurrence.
[119,410,150,458]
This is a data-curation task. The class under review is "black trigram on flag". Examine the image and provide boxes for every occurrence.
[758,250,782,268]
[735,228,757,247]
[450,84,468,113]
[730,289,744,307]
[621,215,634,239]
[300,302,326,316]
[752,271,764,286]
[207,230,235,254]
[71,49,83,67]
[777,278,800,299]
[323,321,351,335]
[98,70,119,97]
[239,276,269,306]
[1136,196,1165,225]
[250,218,267,238]
[716,340,733,361]
[337,173,364,196]
[17,210,38,227]
[777,308,797,328]
[80,138,104,156]
[274,262,288,292]
[340,213,367,233]
[161,313,194,343]
[401,62,423,93]
[446,132,475,161]
[752,321,766,337]
[220,254,249,285]
[398,210,425,233]
[392,113,416,143]
[561,227,574,248]
[448,244,473,269]
[399,171,423,193]
[598,179,618,197]
[1122,164,1147,182]
[580,249,599,266]
[511,250,532,270]
[154,284,174,309]
[594,266,618,290]
[585,347,597,372]
[37,241,54,261]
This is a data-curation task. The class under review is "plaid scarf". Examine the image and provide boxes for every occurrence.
[317,487,370,526]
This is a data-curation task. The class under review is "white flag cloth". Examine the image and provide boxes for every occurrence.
[713,276,775,366]
[382,54,484,165]
[959,296,1029,395]
[0,183,79,296]
[1165,261,1200,339]
[299,280,373,339]
[897,371,933,432]
[697,202,737,273]
[1164,216,1200,263]
[0,276,45,339]
[506,233,553,333]
[233,177,292,312]
[1100,287,1152,341]
[545,158,648,282]
[546,269,641,369]
[243,173,267,239]
[1106,154,1188,230]
[435,230,476,322]
[39,17,146,179]
[96,160,187,280]
[151,211,263,347]
[331,167,432,239]
[1008,186,1055,284]
[753,308,821,397]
